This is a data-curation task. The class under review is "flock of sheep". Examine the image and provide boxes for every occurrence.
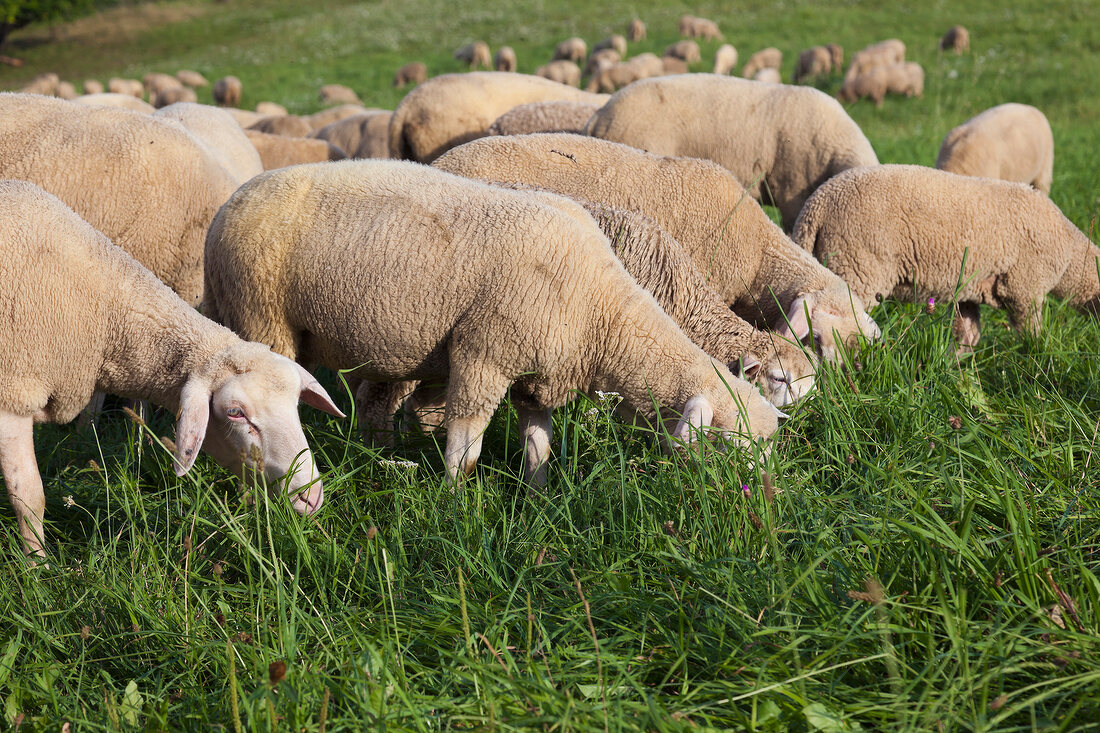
[1,15,1096,561]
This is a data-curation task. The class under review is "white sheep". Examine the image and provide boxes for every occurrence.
[107,77,144,98]
[664,40,702,64]
[845,39,905,81]
[176,70,209,87]
[535,60,581,87]
[83,79,104,95]
[0,180,344,558]
[553,37,588,63]
[752,68,782,83]
[742,48,782,79]
[204,161,783,485]
[487,101,600,136]
[319,84,361,105]
[935,103,1054,194]
[713,44,738,75]
[153,102,264,185]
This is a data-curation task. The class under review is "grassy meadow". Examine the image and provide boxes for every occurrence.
[2,0,1100,729]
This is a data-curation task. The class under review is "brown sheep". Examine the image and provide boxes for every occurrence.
[393,62,428,88]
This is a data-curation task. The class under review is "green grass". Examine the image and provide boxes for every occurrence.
[2,0,1100,729]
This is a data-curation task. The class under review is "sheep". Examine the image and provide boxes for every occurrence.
[585,53,664,92]
[248,114,312,138]
[212,75,242,107]
[935,103,1053,194]
[894,61,924,97]
[753,68,782,83]
[83,79,104,95]
[143,72,181,98]
[388,72,608,162]
[176,69,209,87]
[838,62,923,106]
[454,41,492,69]
[0,180,345,558]
[302,103,368,131]
[153,102,264,185]
[792,164,1099,350]
[664,40,702,64]
[742,48,782,79]
[827,43,844,69]
[108,77,144,97]
[662,57,690,76]
[223,107,265,128]
[493,47,517,73]
[536,60,581,87]
[793,46,833,83]
[713,44,738,75]
[244,129,348,170]
[678,14,695,36]
[593,35,627,56]
[255,101,288,117]
[583,48,621,79]
[845,39,905,81]
[627,18,646,42]
[553,37,587,63]
[487,100,600,136]
[204,160,783,485]
[940,25,970,54]
[56,81,77,100]
[73,93,155,113]
[682,16,723,41]
[21,72,59,96]
[432,133,880,361]
[585,74,879,231]
[319,83,360,105]
[393,61,428,88]
[152,85,198,108]
[0,93,237,306]
[310,110,393,158]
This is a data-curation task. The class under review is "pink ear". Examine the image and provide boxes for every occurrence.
[738,355,762,380]
[672,395,715,443]
[778,295,813,340]
[175,378,212,476]
[294,363,346,418]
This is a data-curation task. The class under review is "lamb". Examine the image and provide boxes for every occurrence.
[584,74,879,231]
[319,83,360,105]
[935,103,1053,194]
[108,77,144,97]
[940,25,970,54]
[793,46,833,83]
[0,180,344,558]
[752,68,782,83]
[664,40,701,64]
[393,61,428,88]
[454,41,492,69]
[152,85,198,108]
[845,39,905,81]
[387,72,608,162]
[713,44,738,75]
[0,93,237,306]
[212,75,242,107]
[302,103,369,131]
[310,110,393,158]
[204,160,782,485]
[627,18,646,42]
[583,48,621,79]
[487,101,600,136]
[536,60,581,87]
[742,48,782,79]
[792,165,1099,350]
[593,35,627,56]
[244,129,348,170]
[153,102,264,185]
[432,133,880,361]
[249,114,312,138]
[176,69,209,87]
[255,101,288,117]
[83,79,104,95]
[74,93,155,113]
[553,37,587,63]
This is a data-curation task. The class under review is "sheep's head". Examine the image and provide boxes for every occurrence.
[173,343,345,514]
[667,364,786,452]
[740,335,819,407]
[777,291,880,363]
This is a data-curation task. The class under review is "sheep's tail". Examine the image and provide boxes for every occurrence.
[791,192,827,254]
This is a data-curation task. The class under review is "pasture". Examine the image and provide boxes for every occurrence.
[1,0,1099,729]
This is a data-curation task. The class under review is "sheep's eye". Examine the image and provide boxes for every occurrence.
[226,407,246,420]
[769,373,788,385]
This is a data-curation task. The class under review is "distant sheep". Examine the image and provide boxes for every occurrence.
[152,85,197,108]
[679,15,722,40]
[108,77,144,97]
[627,18,646,42]
[310,111,393,158]
[249,114,312,138]
[244,129,348,170]
[176,69,209,87]
[753,68,782,83]
[593,35,627,56]
[664,40,701,64]
[320,84,361,105]
[536,60,581,87]
[662,57,690,75]
[793,46,833,83]
[454,41,492,69]
[83,79,104,95]
[713,44,738,75]
[21,73,59,95]
[143,72,180,98]
[935,103,1053,194]
[583,48,621,78]
[255,101,288,117]
[553,37,587,63]
[940,25,970,54]
[56,81,77,100]
[488,100,600,136]
[845,39,905,81]
[742,47,782,79]
[212,75,242,107]
[302,104,369,131]
[586,53,663,93]
[493,47,517,73]
[393,61,428,88]
[838,62,922,106]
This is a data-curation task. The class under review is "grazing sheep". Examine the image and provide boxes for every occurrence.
[21,72,59,96]
[108,77,144,97]
[894,61,924,97]
[583,48,621,78]
[388,72,608,162]
[310,110,393,158]
[212,75,242,107]
[678,14,696,36]
[792,165,1098,349]
[940,25,970,54]
[249,114,312,138]
[73,93,155,113]
[827,43,843,69]
[664,40,702,64]
[0,93,237,306]
[661,57,690,75]
[319,83,361,105]
[593,35,627,56]
[935,104,1053,194]
[432,133,880,361]
[536,60,581,87]
[553,37,588,63]
[56,81,77,100]
[83,79,104,95]
[493,47,517,73]
[244,129,348,169]
[627,18,646,42]
[753,68,782,83]
[302,103,369,131]
[0,180,344,558]
[713,44,738,75]
[742,47,782,79]
[585,74,879,230]
[393,61,428,88]
[837,65,888,106]
[205,160,782,485]
[681,15,722,41]
[152,85,198,108]
[793,46,833,83]
[255,101,288,117]
[488,100,600,136]
[454,41,492,69]
[586,53,663,92]
[143,72,181,98]
[845,39,905,81]
[153,102,264,185]
[176,69,209,87]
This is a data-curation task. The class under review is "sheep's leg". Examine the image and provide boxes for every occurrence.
[1005,298,1043,338]
[952,302,982,353]
[441,367,509,482]
[356,380,418,447]
[76,391,106,431]
[516,406,554,490]
[0,412,46,560]
[407,382,448,434]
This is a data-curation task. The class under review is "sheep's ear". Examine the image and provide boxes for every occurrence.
[175,378,212,476]
[778,295,814,341]
[672,395,714,443]
[738,355,762,380]
[294,363,346,418]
